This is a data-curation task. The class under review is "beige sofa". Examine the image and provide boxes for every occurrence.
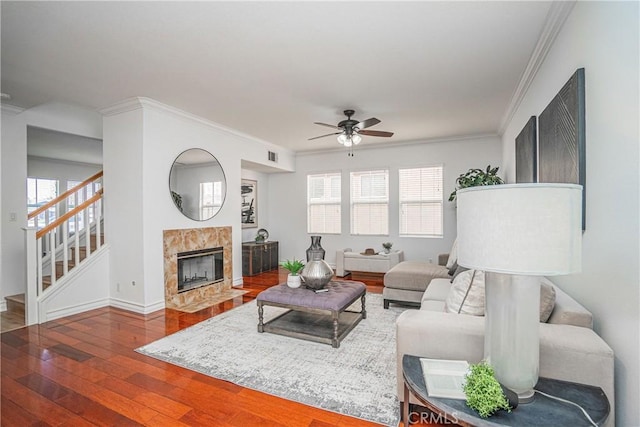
[396,276,615,426]
[383,254,450,308]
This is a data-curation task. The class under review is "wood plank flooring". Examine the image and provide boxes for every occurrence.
[1,269,445,426]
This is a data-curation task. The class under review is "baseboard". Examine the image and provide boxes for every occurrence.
[109,297,165,314]
[0,301,6,312]
[42,298,110,322]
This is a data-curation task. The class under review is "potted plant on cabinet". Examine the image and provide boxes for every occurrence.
[280,259,305,288]
[382,242,393,254]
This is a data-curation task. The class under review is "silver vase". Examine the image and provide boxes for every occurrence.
[301,254,333,290]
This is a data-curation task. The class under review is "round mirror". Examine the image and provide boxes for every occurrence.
[169,148,227,221]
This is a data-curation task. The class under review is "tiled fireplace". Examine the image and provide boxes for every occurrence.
[163,226,232,310]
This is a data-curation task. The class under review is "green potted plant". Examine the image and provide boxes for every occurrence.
[449,165,504,202]
[382,242,393,254]
[280,259,305,288]
[464,361,512,418]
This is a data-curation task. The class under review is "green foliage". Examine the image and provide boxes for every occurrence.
[448,165,505,202]
[280,259,305,275]
[382,242,393,250]
[463,361,511,418]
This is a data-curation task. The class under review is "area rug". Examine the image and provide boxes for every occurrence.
[137,293,404,426]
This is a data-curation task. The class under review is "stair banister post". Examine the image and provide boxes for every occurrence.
[23,227,39,325]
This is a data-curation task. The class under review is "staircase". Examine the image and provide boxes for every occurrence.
[6,171,105,328]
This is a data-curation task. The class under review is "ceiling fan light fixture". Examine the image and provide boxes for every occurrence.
[337,134,349,145]
[352,133,362,145]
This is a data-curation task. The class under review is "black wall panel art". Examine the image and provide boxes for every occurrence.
[538,68,586,229]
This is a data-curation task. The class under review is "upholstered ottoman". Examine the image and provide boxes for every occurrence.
[257,280,366,348]
[383,261,450,308]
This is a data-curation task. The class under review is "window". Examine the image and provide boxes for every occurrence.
[399,166,443,237]
[27,178,59,229]
[307,173,341,234]
[350,170,389,235]
[200,181,223,220]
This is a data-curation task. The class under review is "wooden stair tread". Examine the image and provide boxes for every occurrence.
[5,294,25,304]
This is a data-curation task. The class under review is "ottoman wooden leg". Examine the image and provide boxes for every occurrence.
[361,293,367,319]
[257,302,264,333]
[332,312,339,348]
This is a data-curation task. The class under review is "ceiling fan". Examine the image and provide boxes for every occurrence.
[309,109,394,148]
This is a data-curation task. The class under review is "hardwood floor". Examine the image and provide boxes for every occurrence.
[1,269,443,426]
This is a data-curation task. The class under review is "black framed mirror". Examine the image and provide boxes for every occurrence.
[169,148,227,221]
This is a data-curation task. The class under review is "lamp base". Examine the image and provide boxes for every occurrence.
[484,272,540,404]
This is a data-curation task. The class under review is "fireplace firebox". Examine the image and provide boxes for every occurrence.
[177,247,224,293]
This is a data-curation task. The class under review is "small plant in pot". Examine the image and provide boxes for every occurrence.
[382,242,393,254]
[464,361,513,418]
[449,165,505,202]
[280,259,305,288]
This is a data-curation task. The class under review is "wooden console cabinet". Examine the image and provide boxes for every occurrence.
[242,241,279,276]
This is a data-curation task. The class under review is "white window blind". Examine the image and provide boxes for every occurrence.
[350,169,389,235]
[399,166,443,237]
[307,173,341,234]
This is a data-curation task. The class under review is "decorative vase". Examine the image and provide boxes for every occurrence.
[300,253,333,290]
[384,248,391,254]
[306,235,325,261]
[287,274,302,288]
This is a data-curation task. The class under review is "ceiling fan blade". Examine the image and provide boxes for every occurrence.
[359,129,394,137]
[308,132,341,141]
[314,122,342,130]
[356,117,381,130]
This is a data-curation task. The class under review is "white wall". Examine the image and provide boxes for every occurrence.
[268,136,502,267]
[102,98,295,311]
[501,2,639,425]
[1,103,102,301]
[241,168,270,243]
[27,156,101,189]
[1,107,27,300]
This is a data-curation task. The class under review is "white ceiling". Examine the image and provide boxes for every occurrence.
[27,126,103,165]
[2,1,555,153]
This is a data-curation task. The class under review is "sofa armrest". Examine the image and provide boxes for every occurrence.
[396,310,485,406]
[335,248,352,277]
[396,310,615,426]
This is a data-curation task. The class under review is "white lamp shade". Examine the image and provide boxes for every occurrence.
[456,183,582,276]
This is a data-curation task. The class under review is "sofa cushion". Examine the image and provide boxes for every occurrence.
[444,270,485,316]
[384,261,450,292]
[445,239,458,269]
[421,278,453,303]
[539,281,556,323]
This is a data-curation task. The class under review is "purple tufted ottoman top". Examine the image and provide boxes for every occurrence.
[257,280,366,312]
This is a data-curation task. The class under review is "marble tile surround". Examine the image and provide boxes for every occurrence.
[163,227,232,310]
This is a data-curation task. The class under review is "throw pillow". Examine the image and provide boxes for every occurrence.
[450,264,470,283]
[539,281,557,322]
[444,269,485,316]
[447,260,458,276]
[445,239,458,269]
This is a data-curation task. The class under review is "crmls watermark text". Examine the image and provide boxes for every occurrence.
[407,411,459,425]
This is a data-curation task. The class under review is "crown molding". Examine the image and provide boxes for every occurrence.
[297,132,500,157]
[1,104,25,114]
[100,97,294,155]
[498,1,576,135]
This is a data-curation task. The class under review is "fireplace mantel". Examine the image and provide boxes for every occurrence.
[163,227,232,310]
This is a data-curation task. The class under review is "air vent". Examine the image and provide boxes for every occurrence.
[268,151,277,162]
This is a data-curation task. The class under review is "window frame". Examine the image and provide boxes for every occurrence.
[350,169,389,236]
[307,171,342,235]
[398,165,444,238]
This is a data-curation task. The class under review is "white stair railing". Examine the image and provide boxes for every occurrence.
[24,172,104,325]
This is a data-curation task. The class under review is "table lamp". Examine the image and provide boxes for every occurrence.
[456,183,582,403]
